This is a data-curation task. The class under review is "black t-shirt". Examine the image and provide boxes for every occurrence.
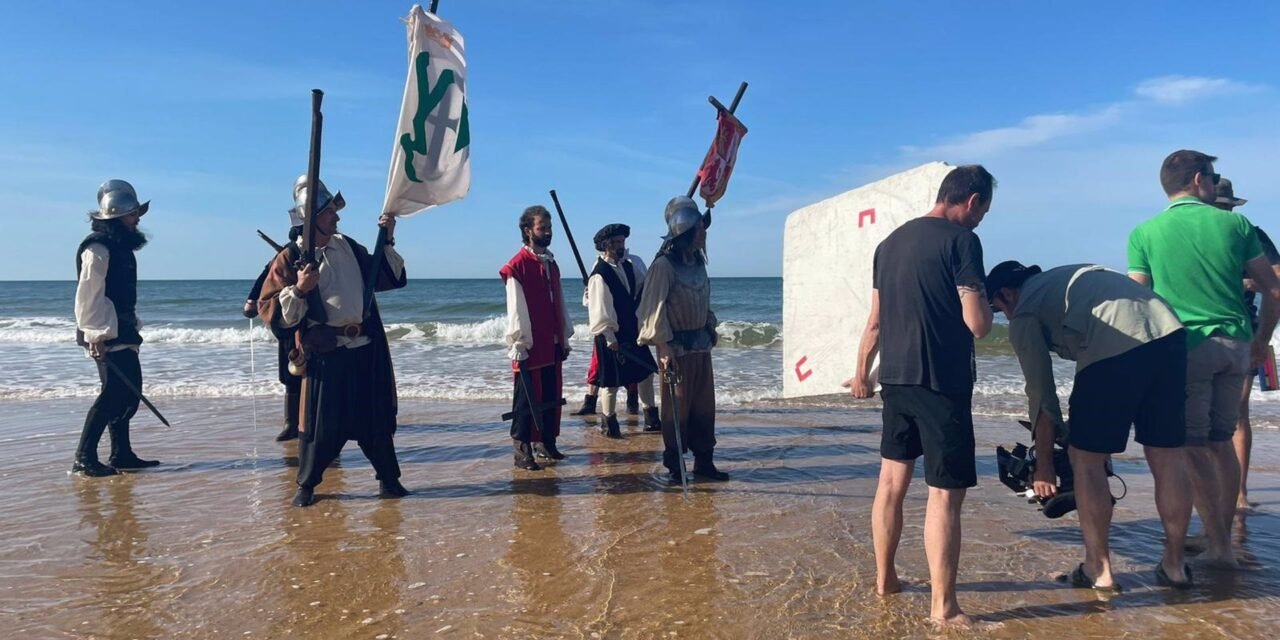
[1244,225,1280,326]
[873,216,986,395]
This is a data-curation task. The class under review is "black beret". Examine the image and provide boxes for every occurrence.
[593,223,630,249]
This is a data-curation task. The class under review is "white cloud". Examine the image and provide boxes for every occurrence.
[901,75,1265,161]
[901,104,1125,160]
[1133,75,1259,104]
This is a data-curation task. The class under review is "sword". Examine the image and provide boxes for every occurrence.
[100,356,171,428]
[502,397,566,421]
[663,367,690,499]
[515,364,548,439]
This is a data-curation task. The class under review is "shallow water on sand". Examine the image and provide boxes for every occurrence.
[3,398,1280,638]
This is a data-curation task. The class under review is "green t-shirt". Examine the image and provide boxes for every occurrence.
[1127,196,1264,349]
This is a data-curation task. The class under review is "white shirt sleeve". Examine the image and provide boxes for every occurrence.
[74,244,118,343]
[586,272,618,343]
[277,285,308,329]
[384,243,405,279]
[505,277,532,361]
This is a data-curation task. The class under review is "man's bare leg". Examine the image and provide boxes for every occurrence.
[1235,377,1256,510]
[925,485,969,626]
[1069,447,1115,588]
[1187,445,1237,567]
[872,458,913,595]
[1144,445,1191,583]
[1213,440,1242,535]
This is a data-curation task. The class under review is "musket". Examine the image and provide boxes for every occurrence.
[299,89,324,269]
[257,229,285,254]
[548,189,590,285]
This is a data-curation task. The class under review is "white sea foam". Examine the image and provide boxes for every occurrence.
[0,316,783,348]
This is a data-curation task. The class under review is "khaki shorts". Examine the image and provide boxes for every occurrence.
[1185,336,1250,446]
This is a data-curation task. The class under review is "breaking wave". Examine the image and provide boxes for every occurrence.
[0,316,783,349]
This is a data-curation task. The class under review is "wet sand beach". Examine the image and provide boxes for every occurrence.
[3,397,1279,639]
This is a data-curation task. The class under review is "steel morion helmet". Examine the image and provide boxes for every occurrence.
[95,180,150,220]
[288,174,346,227]
[662,196,703,241]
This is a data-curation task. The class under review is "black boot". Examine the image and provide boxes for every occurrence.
[74,408,112,476]
[643,407,662,432]
[513,440,543,470]
[600,414,623,439]
[663,447,685,482]
[379,478,410,498]
[571,393,598,416]
[693,454,729,482]
[72,459,118,477]
[108,424,159,470]
[534,440,566,460]
[626,391,640,415]
[276,391,300,441]
[292,486,317,507]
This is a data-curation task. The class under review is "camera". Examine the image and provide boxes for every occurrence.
[996,421,1120,518]
[996,441,1078,518]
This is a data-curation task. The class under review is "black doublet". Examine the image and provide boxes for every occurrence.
[74,232,142,347]
[591,257,656,387]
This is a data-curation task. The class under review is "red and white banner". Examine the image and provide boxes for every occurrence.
[695,110,748,208]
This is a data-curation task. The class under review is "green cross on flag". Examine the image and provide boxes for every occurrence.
[383,4,471,217]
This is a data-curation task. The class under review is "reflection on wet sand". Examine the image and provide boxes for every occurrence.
[72,476,167,639]
[2,397,1280,638]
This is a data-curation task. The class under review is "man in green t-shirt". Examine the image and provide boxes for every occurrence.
[1127,149,1280,569]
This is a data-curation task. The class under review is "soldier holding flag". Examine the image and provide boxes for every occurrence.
[257,177,410,507]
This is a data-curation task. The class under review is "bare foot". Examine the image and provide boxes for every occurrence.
[877,574,902,596]
[1200,552,1241,570]
[1203,553,1264,571]
[928,612,973,629]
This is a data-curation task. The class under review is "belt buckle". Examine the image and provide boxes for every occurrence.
[343,324,361,339]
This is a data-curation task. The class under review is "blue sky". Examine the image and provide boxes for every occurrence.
[1,0,1277,280]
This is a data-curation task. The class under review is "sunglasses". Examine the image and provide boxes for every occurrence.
[1203,171,1221,185]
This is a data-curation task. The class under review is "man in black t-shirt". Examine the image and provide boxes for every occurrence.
[1214,178,1280,512]
[845,165,995,628]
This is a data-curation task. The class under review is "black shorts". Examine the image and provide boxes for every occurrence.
[1068,330,1187,454]
[879,384,976,489]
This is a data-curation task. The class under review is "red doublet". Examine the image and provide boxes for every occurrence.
[499,248,566,371]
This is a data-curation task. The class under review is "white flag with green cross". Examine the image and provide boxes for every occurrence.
[382,4,471,217]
